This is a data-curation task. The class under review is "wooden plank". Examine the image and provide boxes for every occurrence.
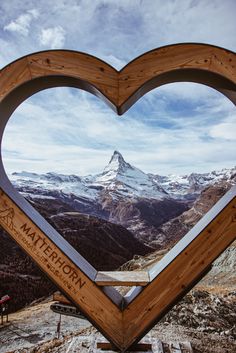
[28,51,119,106]
[95,271,149,286]
[118,44,236,113]
[0,44,235,352]
[0,58,32,101]
[0,50,119,116]
[0,187,236,351]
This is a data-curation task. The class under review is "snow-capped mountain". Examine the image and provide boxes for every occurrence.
[11,151,169,202]
[10,151,236,247]
[93,150,167,200]
[11,150,235,201]
[11,170,99,201]
[152,168,236,200]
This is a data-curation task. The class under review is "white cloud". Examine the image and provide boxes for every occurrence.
[39,26,66,48]
[3,9,39,36]
[209,115,236,141]
[139,0,236,53]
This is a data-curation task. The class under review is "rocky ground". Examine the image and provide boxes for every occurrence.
[0,288,236,353]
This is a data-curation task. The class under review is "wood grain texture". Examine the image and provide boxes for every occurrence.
[95,271,149,286]
[118,44,236,113]
[0,44,235,116]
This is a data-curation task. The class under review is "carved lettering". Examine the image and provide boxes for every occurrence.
[20,223,32,234]
[75,277,86,289]
[34,234,43,246]
[55,256,65,268]
[49,251,58,261]
[39,238,47,249]
[62,265,71,275]
[43,245,52,256]
[69,270,78,282]
[28,232,36,241]
[20,222,86,291]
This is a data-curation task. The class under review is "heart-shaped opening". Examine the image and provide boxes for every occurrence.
[0,45,235,351]
[2,82,235,268]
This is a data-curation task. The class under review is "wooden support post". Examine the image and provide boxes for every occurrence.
[57,314,61,339]
[95,271,149,286]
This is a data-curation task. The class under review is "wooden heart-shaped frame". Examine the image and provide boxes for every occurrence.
[0,43,236,352]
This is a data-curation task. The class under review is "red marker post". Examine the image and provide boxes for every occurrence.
[0,295,11,325]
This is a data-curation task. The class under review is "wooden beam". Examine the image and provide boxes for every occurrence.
[118,44,236,113]
[1,186,235,351]
[0,44,235,118]
[95,271,149,286]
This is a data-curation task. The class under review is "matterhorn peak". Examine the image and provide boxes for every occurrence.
[103,150,133,176]
[109,150,125,164]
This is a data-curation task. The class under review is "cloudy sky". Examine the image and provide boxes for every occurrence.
[0,0,235,176]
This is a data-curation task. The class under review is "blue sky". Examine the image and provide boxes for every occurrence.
[0,0,236,176]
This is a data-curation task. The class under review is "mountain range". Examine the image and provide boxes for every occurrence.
[11,150,236,247]
[11,150,236,201]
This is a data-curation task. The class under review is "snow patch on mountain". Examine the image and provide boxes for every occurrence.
[11,171,99,201]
